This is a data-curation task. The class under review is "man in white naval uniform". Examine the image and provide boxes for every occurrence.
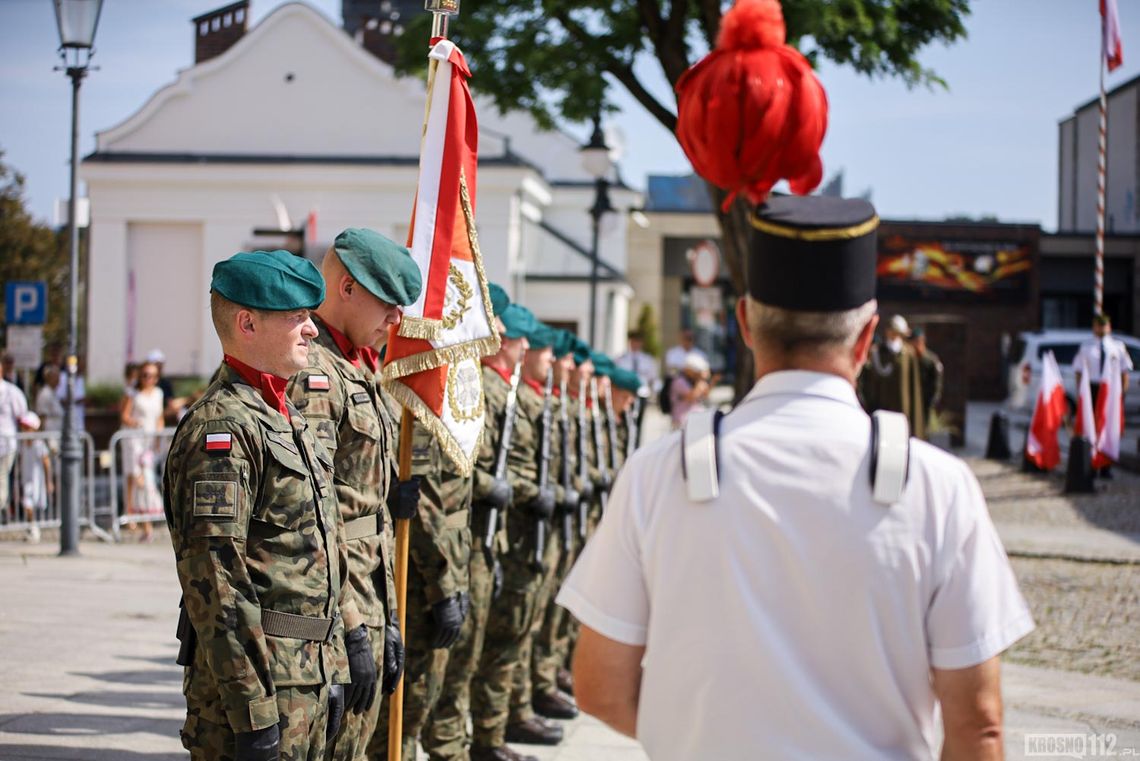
[556,196,1034,761]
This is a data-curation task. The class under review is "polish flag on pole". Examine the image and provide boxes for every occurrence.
[382,38,500,475]
[1025,350,1067,470]
[1074,358,1098,445]
[1103,0,1124,72]
[1093,354,1125,468]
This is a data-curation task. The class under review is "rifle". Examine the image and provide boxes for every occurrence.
[576,375,590,541]
[485,360,522,550]
[625,396,641,462]
[590,378,610,514]
[534,367,555,571]
[175,596,197,667]
[605,382,621,475]
[558,375,573,552]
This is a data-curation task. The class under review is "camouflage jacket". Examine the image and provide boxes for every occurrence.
[286,324,398,631]
[384,395,473,605]
[164,364,350,732]
[505,378,565,555]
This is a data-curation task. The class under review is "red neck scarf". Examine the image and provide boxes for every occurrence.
[317,315,379,373]
[224,355,290,421]
[522,376,544,395]
[483,361,513,385]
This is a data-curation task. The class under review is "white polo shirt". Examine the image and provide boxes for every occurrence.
[1073,335,1134,383]
[557,370,1034,761]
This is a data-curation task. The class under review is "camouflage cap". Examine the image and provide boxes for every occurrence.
[211,250,325,311]
[488,282,511,317]
[333,228,423,307]
[610,367,642,393]
[499,304,536,340]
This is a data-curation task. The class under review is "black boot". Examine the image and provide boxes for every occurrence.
[533,689,579,720]
[556,667,574,695]
[505,716,563,745]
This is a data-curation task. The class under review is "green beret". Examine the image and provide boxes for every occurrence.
[499,304,535,340]
[488,282,511,317]
[591,351,615,377]
[572,337,592,366]
[211,250,325,311]
[334,228,422,307]
[526,322,558,350]
[551,329,576,359]
[610,367,642,393]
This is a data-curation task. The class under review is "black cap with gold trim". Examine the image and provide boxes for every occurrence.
[748,196,878,312]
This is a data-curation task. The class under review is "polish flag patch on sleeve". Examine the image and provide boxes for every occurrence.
[205,433,233,452]
[307,375,331,391]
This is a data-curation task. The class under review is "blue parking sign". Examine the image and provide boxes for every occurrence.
[4,281,47,325]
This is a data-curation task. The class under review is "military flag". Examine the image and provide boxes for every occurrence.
[1025,350,1065,471]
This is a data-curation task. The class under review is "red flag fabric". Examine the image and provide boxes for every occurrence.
[1103,0,1124,72]
[1026,351,1066,470]
[1092,355,1125,468]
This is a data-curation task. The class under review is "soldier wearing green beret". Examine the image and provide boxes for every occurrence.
[282,228,422,760]
[164,250,350,761]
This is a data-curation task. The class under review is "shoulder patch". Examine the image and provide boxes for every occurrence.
[307,374,331,391]
[351,391,371,405]
[205,433,233,452]
[193,478,238,519]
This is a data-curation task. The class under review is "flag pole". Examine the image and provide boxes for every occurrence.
[388,5,461,760]
[1095,10,1107,318]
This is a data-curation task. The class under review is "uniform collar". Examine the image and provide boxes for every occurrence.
[313,315,380,373]
[743,370,860,409]
[483,361,514,385]
[222,355,291,422]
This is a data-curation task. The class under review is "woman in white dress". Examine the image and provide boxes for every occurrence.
[120,362,164,541]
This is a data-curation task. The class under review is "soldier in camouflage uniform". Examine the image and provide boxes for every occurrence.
[510,330,580,725]
[421,286,535,761]
[369,409,473,760]
[284,229,422,761]
[165,250,349,761]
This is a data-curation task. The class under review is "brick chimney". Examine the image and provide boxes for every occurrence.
[193,1,250,65]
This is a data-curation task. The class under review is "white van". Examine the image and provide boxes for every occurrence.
[1006,329,1140,413]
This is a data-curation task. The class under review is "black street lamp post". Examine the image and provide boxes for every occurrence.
[54,0,103,555]
[580,115,613,348]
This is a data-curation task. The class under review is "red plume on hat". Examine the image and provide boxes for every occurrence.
[675,0,828,210]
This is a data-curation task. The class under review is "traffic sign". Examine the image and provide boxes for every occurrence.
[6,325,43,370]
[4,281,47,325]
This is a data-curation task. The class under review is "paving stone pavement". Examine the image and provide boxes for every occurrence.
[2,400,1139,760]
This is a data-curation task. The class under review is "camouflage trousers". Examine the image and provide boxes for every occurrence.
[329,623,386,761]
[530,526,580,698]
[368,560,452,760]
[182,684,330,761]
[470,523,544,748]
[508,521,564,722]
[421,536,496,760]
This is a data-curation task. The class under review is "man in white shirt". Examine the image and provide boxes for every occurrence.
[556,195,1034,761]
[0,373,29,515]
[1073,313,1134,478]
[614,331,659,392]
[662,329,706,374]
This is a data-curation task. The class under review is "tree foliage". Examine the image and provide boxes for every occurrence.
[0,151,85,356]
[635,302,663,358]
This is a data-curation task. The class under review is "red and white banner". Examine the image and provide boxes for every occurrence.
[1026,351,1066,470]
[1103,0,1124,72]
[382,39,500,475]
[1093,354,1125,467]
[1075,362,1097,443]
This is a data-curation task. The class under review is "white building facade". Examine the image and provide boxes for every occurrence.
[82,1,638,383]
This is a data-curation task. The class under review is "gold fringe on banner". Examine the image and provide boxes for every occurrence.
[397,315,443,341]
[460,170,501,354]
[382,378,480,476]
[381,335,501,382]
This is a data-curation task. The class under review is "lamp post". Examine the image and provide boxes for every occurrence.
[54,0,103,556]
[580,115,614,348]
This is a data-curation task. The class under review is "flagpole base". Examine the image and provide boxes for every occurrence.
[1064,436,1096,494]
[985,410,1012,461]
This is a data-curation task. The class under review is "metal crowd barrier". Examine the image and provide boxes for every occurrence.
[0,429,103,541]
[104,427,177,542]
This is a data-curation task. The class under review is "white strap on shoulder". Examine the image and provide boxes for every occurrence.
[871,410,910,505]
[682,408,721,502]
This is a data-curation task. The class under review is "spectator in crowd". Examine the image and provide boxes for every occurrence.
[120,361,165,542]
[616,330,660,392]
[669,352,712,429]
[910,327,944,430]
[144,349,177,419]
[664,328,707,373]
[35,365,65,436]
[33,343,62,393]
[123,362,141,396]
[0,368,29,519]
[2,353,23,391]
[1074,313,1134,479]
[858,314,926,440]
[17,411,50,543]
[57,355,87,434]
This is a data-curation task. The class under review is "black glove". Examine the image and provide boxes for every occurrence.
[387,477,421,520]
[491,557,504,601]
[326,683,344,742]
[429,592,470,649]
[579,477,595,502]
[526,488,556,520]
[234,724,280,761]
[486,477,513,509]
[381,622,405,695]
[344,625,377,715]
[559,487,580,513]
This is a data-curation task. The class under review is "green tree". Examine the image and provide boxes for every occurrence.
[392,0,970,393]
[0,151,86,357]
[636,302,662,359]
